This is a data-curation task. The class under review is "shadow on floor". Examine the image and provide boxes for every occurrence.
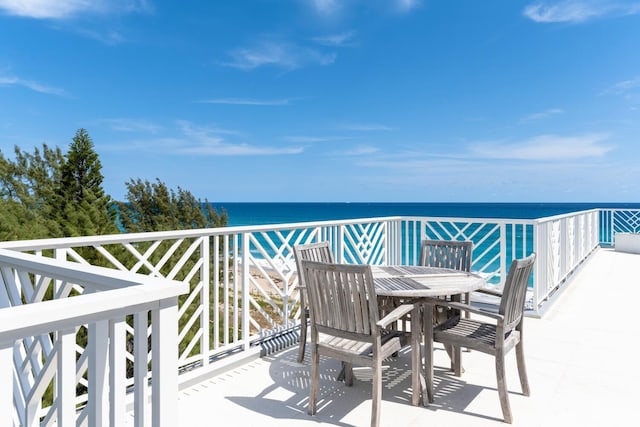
[225,345,505,425]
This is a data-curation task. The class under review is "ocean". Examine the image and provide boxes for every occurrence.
[217,202,640,227]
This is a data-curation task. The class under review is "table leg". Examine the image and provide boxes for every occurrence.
[411,304,422,406]
[423,302,434,405]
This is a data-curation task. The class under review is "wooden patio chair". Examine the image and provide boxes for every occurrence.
[424,253,536,424]
[419,239,473,273]
[293,242,335,363]
[419,239,473,310]
[419,239,473,373]
[300,260,422,427]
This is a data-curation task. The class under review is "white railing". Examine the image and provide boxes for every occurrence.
[532,209,600,311]
[0,208,623,420]
[0,249,187,427]
[598,208,640,245]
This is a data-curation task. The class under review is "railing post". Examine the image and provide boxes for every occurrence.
[88,320,109,426]
[1,340,13,426]
[611,209,617,246]
[336,226,344,264]
[134,311,149,427]
[213,233,220,351]
[532,222,543,316]
[57,327,76,427]
[499,223,507,287]
[241,233,250,351]
[201,236,210,367]
[110,317,127,427]
[151,297,179,427]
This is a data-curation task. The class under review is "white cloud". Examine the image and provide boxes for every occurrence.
[306,0,422,17]
[603,77,640,95]
[198,98,292,106]
[523,1,640,23]
[312,31,356,47]
[467,133,613,160]
[0,0,152,19]
[0,75,66,95]
[102,118,161,133]
[395,0,421,13]
[224,40,336,71]
[285,135,350,143]
[520,108,565,123]
[309,0,341,15]
[164,121,303,156]
[340,123,392,131]
[76,28,126,45]
[0,0,93,19]
[341,145,380,156]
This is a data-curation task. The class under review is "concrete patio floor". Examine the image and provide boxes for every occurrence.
[168,248,640,426]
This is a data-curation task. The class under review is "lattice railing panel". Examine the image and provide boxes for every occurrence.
[420,220,505,283]
[25,236,208,378]
[0,264,91,426]
[341,221,387,265]
[244,228,320,332]
[614,210,640,234]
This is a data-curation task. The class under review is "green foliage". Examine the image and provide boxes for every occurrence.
[117,178,227,233]
[57,129,118,237]
[0,144,65,240]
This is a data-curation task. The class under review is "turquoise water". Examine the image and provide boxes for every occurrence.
[214,202,639,287]
[217,202,640,227]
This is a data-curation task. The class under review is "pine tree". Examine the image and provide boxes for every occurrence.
[0,144,65,240]
[57,129,117,236]
[118,178,227,233]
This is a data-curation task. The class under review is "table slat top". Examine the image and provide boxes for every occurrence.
[372,265,485,298]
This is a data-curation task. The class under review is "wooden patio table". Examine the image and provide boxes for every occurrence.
[372,265,486,406]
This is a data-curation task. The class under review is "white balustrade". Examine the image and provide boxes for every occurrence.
[0,249,186,427]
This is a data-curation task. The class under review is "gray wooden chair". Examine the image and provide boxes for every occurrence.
[419,239,473,310]
[419,239,473,373]
[419,239,473,272]
[300,260,422,427]
[424,253,536,424]
[293,242,335,363]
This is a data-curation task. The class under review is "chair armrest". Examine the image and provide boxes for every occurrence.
[424,298,504,322]
[475,287,502,297]
[377,303,417,329]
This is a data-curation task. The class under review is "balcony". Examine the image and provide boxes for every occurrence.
[1,208,638,426]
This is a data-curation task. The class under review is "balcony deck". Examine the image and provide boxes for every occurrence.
[158,247,639,427]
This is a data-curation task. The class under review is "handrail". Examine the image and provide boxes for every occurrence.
[0,248,183,291]
[0,249,188,427]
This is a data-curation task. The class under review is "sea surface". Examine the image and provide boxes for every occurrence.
[216,202,640,227]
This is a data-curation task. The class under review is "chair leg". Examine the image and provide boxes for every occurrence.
[344,362,354,386]
[371,360,382,427]
[309,345,319,416]
[453,346,462,376]
[495,351,513,424]
[515,340,530,396]
[297,310,307,363]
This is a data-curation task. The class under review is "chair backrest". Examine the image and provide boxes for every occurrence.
[293,242,335,289]
[299,260,379,338]
[499,253,536,331]
[419,239,473,272]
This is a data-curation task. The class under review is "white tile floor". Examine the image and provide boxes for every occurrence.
[168,248,640,426]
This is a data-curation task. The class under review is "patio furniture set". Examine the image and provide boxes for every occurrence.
[294,240,535,426]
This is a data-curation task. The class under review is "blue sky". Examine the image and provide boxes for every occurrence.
[1,0,639,203]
